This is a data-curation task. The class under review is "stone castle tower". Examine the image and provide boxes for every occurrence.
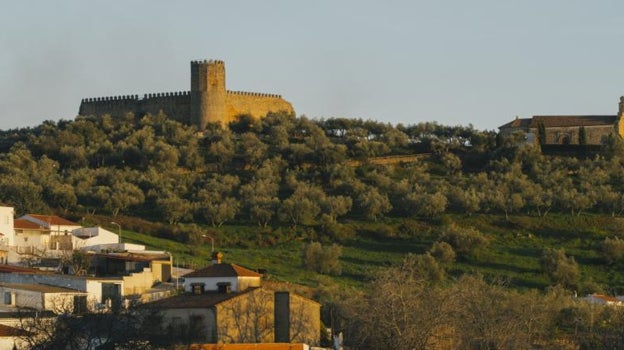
[191,60,226,130]
[79,59,294,130]
[617,96,624,138]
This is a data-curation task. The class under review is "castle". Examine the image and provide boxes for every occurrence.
[499,97,624,145]
[79,59,294,130]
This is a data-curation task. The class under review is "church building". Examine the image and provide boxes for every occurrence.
[499,97,624,145]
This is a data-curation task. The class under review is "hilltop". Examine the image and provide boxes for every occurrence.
[1,112,624,293]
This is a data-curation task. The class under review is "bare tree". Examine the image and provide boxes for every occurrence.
[217,289,274,343]
[343,254,455,350]
[16,296,165,350]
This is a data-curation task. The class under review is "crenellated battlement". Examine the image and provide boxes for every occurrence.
[82,95,139,103]
[143,91,191,99]
[227,90,282,99]
[82,92,191,103]
[79,58,293,130]
[190,59,224,66]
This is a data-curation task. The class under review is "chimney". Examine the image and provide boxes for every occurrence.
[211,251,223,264]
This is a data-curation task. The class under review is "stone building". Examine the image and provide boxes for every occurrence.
[79,59,294,130]
[499,96,624,145]
[143,252,320,345]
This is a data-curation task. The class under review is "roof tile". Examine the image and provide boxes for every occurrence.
[183,263,261,278]
[24,214,80,226]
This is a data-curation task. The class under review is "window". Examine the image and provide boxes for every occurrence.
[191,283,205,295]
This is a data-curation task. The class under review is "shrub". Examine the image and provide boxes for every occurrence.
[539,248,579,288]
[600,237,624,265]
[438,223,489,259]
[429,241,456,266]
[321,223,356,243]
[303,242,342,275]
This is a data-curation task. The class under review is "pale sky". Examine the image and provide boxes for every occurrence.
[1,0,623,131]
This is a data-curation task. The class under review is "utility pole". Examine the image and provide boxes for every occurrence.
[202,234,214,253]
[110,222,121,245]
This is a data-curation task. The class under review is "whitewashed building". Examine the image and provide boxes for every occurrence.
[182,252,262,294]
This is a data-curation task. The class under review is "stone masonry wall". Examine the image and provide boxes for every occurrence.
[225,90,294,124]
[79,59,294,129]
[537,125,615,145]
[140,92,191,124]
[79,92,191,125]
[79,95,141,117]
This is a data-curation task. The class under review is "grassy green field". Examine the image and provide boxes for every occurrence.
[118,213,624,293]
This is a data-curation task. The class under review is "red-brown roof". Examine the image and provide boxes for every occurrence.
[499,117,532,129]
[0,282,85,294]
[531,115,616,127]
[190,344,308,350]
[183,263,262,278]
[589,293,621,303]
[0,264,44,274]
[23,214,80,226]
[0,323,29,337]
[500,115,616,130]
[14,218,44,230]
[94,252,170,262]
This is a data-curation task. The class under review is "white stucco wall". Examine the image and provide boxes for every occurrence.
[14,229,47,251]
[72,227,119,249]
[0,336,20,349]
[86,279,124,304]
[0,207,14,246]
[183,276,238,293]
[0,286,84,312]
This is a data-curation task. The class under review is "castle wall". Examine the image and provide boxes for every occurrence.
[79,59,294,130]
[79,95,141,117]
[225,90,294,124]
[139,92,191,124]
[79,92,192,125]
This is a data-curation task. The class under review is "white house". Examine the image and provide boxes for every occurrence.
[72,227,120,251]
[182,252,262,294]
[11,214,82,262]
[0,207,13,264]
[0,207,14,246]
[18,214,82,235]
[583,293,624,306]
[0,282,89,313]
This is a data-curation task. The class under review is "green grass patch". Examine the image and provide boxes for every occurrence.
[117,213,624,293]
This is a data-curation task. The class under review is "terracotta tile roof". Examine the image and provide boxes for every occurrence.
[530,115,616,128]
[142,289,257,309]
[0,265,44,274]
[0,323,29,337]
[0,282,86,294]
[500,115,616,130]
[183,263,262,278]
[94,252,168,263]
[14,218,44,230]
[190,344,308,350]
[23,214,80,226]
[499,117,532,129]
[589,293,621,303]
